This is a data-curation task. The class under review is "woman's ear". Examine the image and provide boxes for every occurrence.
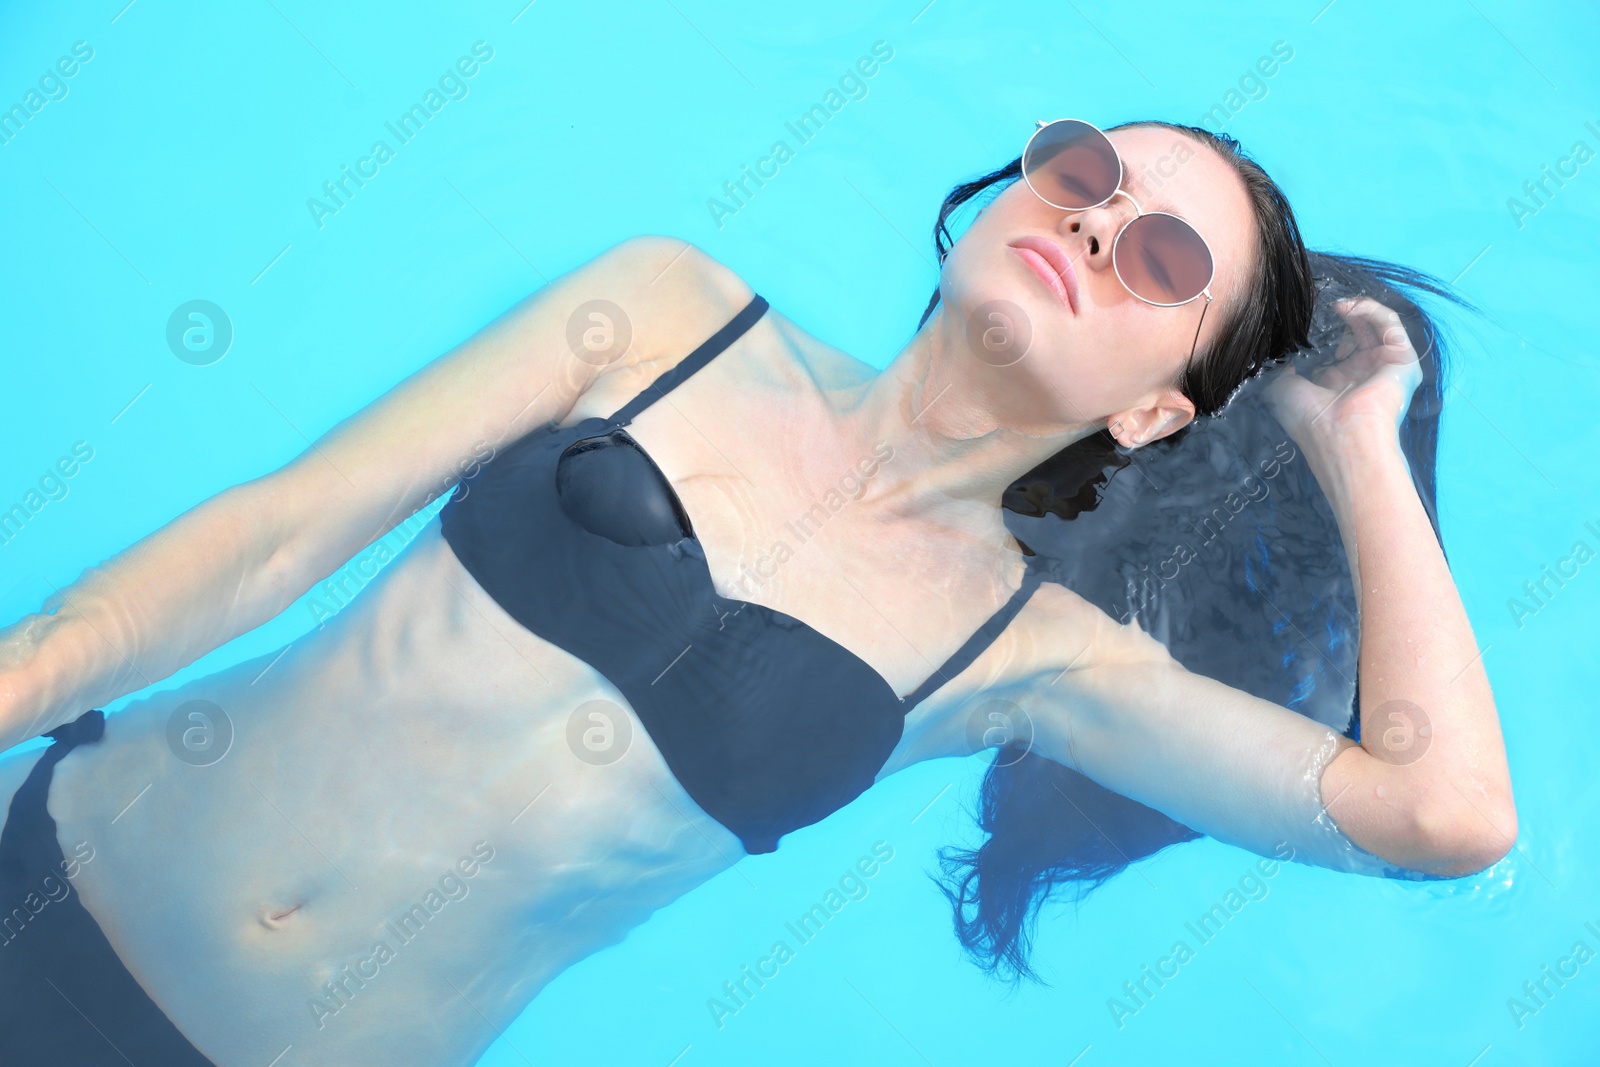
[1108,391,1196,448]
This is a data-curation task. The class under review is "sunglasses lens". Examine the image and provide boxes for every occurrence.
[1114,213,1213,305]
[1023,120,1120,210]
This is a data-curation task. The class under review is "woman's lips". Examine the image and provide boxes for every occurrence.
[1008,237,1079,315]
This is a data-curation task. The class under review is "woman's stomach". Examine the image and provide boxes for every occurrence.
[39,517,742,1066]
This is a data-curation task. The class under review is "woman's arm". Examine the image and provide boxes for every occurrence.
[1028,298,1515,877]
[0,235,738,750]
[1268,296,1514,872]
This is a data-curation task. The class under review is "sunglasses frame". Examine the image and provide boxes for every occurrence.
[1022,118,1215,373]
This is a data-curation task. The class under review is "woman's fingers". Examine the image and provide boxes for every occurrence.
[1337,297,1418,365]
[1276,298,1419,417]
[1334,298,1377,351]
[1333,330,1357,363]
[1268,299,1425,436]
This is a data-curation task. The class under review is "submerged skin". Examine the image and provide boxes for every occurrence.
[0,127,1512,1065]
[0,300,1085,1065]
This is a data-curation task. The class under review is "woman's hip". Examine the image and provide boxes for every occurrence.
[0,708,217,1065]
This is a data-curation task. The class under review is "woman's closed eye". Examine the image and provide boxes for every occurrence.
[1137,243,1175,294]
[1052,171,1099,202]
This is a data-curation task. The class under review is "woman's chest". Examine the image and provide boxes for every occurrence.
[558,358,1020,708]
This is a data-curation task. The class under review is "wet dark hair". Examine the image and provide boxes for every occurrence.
[923,121,1472,983]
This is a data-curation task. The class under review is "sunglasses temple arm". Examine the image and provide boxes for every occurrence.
[1185,293,1212,380]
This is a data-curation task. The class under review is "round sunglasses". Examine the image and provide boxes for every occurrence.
[1021,118,1215,355]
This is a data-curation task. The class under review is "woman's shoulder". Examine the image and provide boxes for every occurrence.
[585,238,881,404]
[606,236,756,344]
[575,237,756,376]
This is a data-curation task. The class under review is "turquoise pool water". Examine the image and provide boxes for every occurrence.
[3,0,1597,1063]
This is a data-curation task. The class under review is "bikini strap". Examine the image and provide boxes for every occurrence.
[901,567,1045,710]
[608,293,770,426]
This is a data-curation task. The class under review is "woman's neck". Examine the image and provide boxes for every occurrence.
[832,307,1101,529]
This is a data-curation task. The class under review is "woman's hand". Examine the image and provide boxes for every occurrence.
[1261,297,1424,463]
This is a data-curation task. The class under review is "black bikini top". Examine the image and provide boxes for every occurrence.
[439,293,1043,854]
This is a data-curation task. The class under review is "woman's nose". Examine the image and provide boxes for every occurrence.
[1059,201,1131,273]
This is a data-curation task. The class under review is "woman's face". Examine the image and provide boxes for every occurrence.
[939,125,1260,446]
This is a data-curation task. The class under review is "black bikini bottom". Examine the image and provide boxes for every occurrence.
[0,708,217,1066]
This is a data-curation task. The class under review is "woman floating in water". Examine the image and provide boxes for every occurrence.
[0,118,1513,1065]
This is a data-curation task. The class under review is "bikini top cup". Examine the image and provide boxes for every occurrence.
[439,293,1042,854]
